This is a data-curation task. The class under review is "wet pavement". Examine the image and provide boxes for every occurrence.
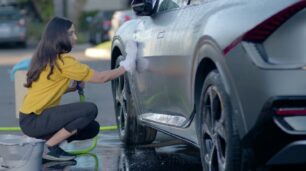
[2,130,306,171]
[0,131,202,171]
[43,131,202,171]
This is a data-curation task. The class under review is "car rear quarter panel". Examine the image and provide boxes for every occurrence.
[193,0,298,136]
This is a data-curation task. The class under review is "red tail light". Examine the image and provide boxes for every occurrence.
[243,1,306,43]
[275,108,306,116]
[223,1,306,55]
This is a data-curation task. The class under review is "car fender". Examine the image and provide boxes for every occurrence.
[111,19,141,68]
[192,36,247,138]
[111,23,144,119]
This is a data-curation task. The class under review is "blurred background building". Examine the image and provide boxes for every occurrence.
[0,0,134,46]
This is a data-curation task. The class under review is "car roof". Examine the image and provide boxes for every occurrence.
[0,6,21,21]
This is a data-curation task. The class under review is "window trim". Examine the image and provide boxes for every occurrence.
[156,0,188,14]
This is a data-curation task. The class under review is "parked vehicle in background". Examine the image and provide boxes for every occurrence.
[88,10,113,45]
[111,0,306,170]
[0,6,27,47]
[108,10,135,39]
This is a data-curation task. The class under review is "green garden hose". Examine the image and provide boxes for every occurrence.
[66,82,115,155]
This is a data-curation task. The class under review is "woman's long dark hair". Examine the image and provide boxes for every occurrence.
[24,17,73,88]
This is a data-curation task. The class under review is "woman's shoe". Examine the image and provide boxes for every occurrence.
[43,145,76,161]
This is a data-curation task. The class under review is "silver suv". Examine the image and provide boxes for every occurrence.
[0,6,27,47]
[111,0,306,170]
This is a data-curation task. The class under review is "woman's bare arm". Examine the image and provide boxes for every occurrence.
[88,66,126,83]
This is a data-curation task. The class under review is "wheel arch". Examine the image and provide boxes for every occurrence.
[193,37,226,115]
[194,58,217,114]
[111,39,157,144]
[193,38,247,140]
[111,38,124,70]
[111,38,125,99]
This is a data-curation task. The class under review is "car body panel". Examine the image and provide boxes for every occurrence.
[226,43,306,135]
[112,0,306,164]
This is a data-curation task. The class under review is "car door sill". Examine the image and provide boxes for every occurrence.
[139,113,187,127]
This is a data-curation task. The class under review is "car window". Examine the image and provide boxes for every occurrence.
[0,11,20,21]
[157,0,188,13]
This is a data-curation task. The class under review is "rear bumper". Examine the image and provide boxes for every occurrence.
[0,36,26,43]
[268,140,306,165]
[242,97,306,165]
[0,30,26,43]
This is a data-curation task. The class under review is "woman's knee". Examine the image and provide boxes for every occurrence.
[80,121,100,139]
[91,121,100,137]
[82,102,98,120]
[67,121,100,142]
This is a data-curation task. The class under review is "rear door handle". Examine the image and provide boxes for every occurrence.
[157,31,166,39]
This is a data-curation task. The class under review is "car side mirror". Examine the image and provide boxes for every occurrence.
[131,0,156,16]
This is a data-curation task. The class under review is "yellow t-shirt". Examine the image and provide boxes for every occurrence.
[20,54,94,115]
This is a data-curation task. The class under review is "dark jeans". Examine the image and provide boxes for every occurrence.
[19,102,100,142]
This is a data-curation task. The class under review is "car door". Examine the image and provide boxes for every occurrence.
[159,0,211,124]
[132,0,190,126]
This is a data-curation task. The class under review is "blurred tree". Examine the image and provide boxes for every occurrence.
[32,0,54,21]
[16,0,53,22]
[52,0,88,31]
[53,0,64,17]
[67,0,88,30]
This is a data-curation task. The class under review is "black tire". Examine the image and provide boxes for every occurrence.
[113,56,157,145]
[198,70,241,171]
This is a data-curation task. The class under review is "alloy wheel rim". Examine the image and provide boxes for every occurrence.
[115,75,127,136]
[202,86,227,171]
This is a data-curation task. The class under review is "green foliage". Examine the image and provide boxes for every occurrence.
[78,10,99,32]
[18,0,54,22]
[76,32,88,44]
[27,21,44,41]
[33,0,54,22]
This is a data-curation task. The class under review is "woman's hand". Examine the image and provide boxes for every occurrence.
[120,40,137,72]
[87,41,138,83]
[65,81,85,93]
[75,81,85,90]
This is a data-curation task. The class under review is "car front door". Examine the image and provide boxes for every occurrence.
[158,0,209,124]
[133,0,191,127]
